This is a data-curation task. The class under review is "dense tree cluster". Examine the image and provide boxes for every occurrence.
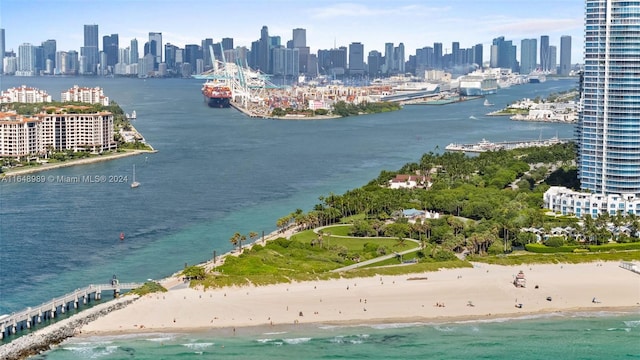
[278,143,640,257]
[332,101,401,117]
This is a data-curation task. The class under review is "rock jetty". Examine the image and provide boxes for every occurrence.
[0,296,138,360]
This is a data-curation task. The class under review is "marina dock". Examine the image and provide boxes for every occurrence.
[445,137,570,153]
[0,281,141,340]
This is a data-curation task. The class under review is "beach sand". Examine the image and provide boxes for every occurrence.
[79,261,640,335]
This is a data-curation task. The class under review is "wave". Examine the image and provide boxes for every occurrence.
[262,331,287,335]
[182,342,214,349]
[469,115,478,120]
[282,337,312,345]
[623,320,640,328]
[63,345,118,357]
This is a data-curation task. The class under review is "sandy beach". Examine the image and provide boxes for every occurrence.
[80,261,640,335]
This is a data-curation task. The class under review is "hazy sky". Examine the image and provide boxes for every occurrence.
[1,0,584,63]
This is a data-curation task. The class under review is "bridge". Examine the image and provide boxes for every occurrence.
[0,281,142,340]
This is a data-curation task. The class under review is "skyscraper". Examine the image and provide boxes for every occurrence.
[433,42,443,69]
[472,44,483,68]
[540,35,550,72]
[559,35,572,76]
[130,38,139,65]
[0,28,5,74]
[103,34,119,67]
[258,26,270,73]
[384,42,394,74]
[520,38,537,75]
[579,0,640,195]
[83,24,99,74]
[17,43,36,76]
[292,28,306,48]
[348,42,365,75]
[41,39,56,74]
[550,46,557,73]
[149,32,162,69]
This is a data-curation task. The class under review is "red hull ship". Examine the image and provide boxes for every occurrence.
[202,80,232,108]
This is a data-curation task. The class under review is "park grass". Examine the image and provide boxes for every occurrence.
[318,224,352,236]
[342,260,473,278]
[468,250,640,266]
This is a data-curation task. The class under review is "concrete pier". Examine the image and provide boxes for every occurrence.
[0,282,141,340]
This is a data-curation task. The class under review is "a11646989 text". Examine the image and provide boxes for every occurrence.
[1,174,129,184]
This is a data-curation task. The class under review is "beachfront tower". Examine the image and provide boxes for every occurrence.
[578,0,640,195]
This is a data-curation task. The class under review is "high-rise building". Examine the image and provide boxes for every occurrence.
[348,42,365,75]
[433,42,443,69]
[396,43,405,73]
[256,26,270,73]
[491,36,517,72]
[17,43,36,76]
[472,44,483,67]
[292,28,306,48]
[103,34,119,67]
[520,38,537,75]
[384,42,394,74]
[148,32,162,69]
[559,35,572,75]
[540,35,550,72]
[83,24,99,74]
[0,28,5,74]
[549,46,557,73]
[202,38,214,68]
[41,39,56,74]
[130,38,139,65]
[578,0,640,195]
[368,50,383,77]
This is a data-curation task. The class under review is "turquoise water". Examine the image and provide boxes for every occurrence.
[38,313,640,359]
[0,77,612,357]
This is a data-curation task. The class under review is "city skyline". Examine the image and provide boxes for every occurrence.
[1,0,584,63]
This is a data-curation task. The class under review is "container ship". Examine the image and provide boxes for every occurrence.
[202,80,232,108]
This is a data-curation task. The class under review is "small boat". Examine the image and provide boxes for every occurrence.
[120,232,125,241]
[131,110,137,119]
[131,164,140,188]
[484,99,493,106]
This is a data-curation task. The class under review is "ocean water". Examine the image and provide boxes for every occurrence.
[38,312,640,359]
[0,77,609,356]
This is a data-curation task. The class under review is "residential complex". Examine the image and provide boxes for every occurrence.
[0,86,115,159]
[545,0,640,217]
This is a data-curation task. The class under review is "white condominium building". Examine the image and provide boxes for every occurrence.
[0,110,115,159]
[0,112,41,158]
[0,85,52,103]
[544,186,640,218]
[61,85,110,106]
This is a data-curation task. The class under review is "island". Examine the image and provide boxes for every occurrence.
[488,89,578,123]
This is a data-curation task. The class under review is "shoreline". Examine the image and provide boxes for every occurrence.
[79,261,640,336]
[76,306,640,338]
[1,149,157,177]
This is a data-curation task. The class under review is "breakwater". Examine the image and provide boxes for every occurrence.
[0,282,141,340]
[0,297,137,360]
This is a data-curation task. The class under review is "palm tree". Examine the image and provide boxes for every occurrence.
[249,231,259,243]
[229,232,241,251]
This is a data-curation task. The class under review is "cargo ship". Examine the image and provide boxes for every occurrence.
[202,80,232,108]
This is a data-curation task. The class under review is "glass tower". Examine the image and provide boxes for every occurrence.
[579,0,640,195]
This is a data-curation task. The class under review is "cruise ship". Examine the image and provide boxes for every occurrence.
[201,79,232,108]
[380,82,440,102]
[458,74,498,96]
